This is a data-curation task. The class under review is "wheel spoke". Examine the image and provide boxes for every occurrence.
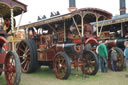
[21,42,26,49]
[19,48,25,53]
[25,49,30,55]
[24,61,29,71]
[21,59,27,65]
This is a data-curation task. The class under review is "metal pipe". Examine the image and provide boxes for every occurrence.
[81,16,84,37]
[16,11,24,33]
[72,17,81,37]
[69,0,76,8]
[68,0,77,12]
[64,21,66,42]
[120,0,126,15]
[96,16,99,37]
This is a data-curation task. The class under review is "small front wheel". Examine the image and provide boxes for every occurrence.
[81,50,98,75]
[4,51,21,85]
[53,52,71,79]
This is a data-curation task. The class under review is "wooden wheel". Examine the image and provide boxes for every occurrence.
[81,50,98,75]
[17,39,38,73]
[53,52,71,79]
[4,51,21,85]
[108,47,124,71]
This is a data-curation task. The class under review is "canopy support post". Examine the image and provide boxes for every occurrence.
[64,21,66,42]
[10,8,15,51]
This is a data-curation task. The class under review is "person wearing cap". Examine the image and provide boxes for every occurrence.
[111,47,118,72]
[98,41,108,72]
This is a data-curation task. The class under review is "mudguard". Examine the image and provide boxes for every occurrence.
[85,37,98,44]
[0,36,8,46]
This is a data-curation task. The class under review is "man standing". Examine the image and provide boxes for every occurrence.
[98,41,108,72]
[124,41,128,76]
[96,43,101,71]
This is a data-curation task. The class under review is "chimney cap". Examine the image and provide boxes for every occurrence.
[68,7,77,12]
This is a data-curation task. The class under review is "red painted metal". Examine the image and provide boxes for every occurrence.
[85,37,98,44]
[0,52,6,64]
[0,36,8,46]
[3,44,8,51]
[73,40,81,43]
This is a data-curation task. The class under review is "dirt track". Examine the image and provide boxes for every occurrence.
[0,67,128,85]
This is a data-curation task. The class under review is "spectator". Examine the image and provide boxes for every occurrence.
[111,47,118,72]
[96,43,101,71]
[124,41,128,77]
[98,41,108,72]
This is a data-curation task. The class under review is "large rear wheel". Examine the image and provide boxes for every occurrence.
[81,50,98,75]
[53,52,71,79]
[4,51,21,85]
[17,39,38,73]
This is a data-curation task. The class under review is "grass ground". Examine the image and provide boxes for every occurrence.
[0,66,128,85]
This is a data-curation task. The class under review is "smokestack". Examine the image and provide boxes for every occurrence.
[69,0,76,8]
[68,0,77,12]
[120,0,126,15]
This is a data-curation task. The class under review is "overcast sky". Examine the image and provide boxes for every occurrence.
[16,0,128,26]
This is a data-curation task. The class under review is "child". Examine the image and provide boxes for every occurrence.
[111,47,117,72]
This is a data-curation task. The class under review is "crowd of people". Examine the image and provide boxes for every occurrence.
[96,40,128,77]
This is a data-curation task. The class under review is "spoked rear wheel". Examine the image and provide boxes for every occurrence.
[81,50,98,75]
[17,39,38,73]
[4,51,21,85]
[53,52,71,79]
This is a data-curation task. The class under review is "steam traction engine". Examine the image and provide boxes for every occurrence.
[17,8,112,79]
[0,0,27,85]
[90,0,127,71]
[91,14,128,71]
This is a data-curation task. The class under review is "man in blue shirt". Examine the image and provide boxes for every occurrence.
[124,41,128,76]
